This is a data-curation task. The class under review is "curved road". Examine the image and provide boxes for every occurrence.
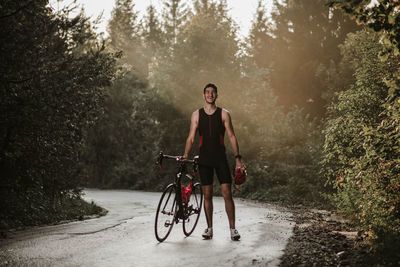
[0,189,293,266]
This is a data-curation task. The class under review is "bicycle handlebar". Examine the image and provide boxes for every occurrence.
[156,152,199,168]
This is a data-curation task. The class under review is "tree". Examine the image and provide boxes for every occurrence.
[328,0,400,56]
[108,0,148,80]
[85,73,163,189]
[162,0,189,46]
[0,0,118,226]
[248,0,274,70]
[143,4,165,58]
[256,0,360,115]
[151,0,242,111]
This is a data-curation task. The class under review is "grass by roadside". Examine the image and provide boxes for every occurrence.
[0,196,107,237]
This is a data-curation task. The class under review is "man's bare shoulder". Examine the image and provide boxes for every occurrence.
[221,108,230,114]
[191,109,200,120]
[221,108,231,120]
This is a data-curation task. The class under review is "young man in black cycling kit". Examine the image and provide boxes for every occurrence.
[183,83,246,241]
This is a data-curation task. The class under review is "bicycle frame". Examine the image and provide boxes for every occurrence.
[157,152,198,223]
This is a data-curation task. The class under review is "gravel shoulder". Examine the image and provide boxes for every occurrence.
[278,206,371,266]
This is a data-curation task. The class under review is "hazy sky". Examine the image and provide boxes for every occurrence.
[49,0,274,39]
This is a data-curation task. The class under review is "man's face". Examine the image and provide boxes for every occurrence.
[204,87,217,104]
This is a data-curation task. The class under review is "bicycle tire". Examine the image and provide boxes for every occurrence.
[155,184,177,242]
[183,182,203,236]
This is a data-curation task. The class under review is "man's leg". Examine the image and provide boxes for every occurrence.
[202,185,213,228]
[221,183,235,229]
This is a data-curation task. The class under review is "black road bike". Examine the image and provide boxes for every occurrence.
[154,152,203,242]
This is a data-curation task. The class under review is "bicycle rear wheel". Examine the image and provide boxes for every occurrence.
[155,184,177,242]
[183,182,203,236]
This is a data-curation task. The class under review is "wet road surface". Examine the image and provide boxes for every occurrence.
[0,189,293,266]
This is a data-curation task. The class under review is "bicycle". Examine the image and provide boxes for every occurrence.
[154,152,203,242]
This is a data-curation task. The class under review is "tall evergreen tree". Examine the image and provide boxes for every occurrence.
[248,0,274,70]
[162,0,189,46]
[143,4,164,57]
[108,0,139,51]
[253,0,360,115]
[108,0,147,79]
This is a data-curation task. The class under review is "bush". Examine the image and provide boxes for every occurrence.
[322,30,400,248]
[237,107,327,206]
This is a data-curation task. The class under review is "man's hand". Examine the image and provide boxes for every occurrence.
[235,158,246,173]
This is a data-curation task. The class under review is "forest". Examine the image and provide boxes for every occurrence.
[1,0,399,261]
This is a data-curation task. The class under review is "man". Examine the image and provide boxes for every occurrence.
[183,83,246,241]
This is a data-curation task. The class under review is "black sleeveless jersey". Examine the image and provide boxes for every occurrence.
[198,107,226,166]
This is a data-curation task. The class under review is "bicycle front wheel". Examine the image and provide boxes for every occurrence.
[155,184,177,242]
[183,182,203,236]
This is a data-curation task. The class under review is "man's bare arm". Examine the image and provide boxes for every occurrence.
[222,109,245,170]
[183,110,199,158]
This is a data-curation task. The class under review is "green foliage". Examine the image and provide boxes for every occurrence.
[0,186,104,229]
[328,0,400,57]
[358,103,400,251]
[0,1,117,227]
[323,30,389,186]
[322,29,400,252]
[84,73,161,189]
[324,1,400,253]
[237,107,325,205]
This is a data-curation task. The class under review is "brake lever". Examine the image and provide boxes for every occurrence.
[157,152,164,168]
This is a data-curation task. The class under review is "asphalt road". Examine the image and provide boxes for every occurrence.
[0,189,293,266]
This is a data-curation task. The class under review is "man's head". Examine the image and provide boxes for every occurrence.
[203,83,218,94]
[203,83,218,104]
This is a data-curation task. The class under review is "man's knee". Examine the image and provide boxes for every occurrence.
[204,194,213,202]
[202,185,213,201]
[221,184,233,200]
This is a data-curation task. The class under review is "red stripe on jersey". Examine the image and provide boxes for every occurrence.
[219,134,225,146]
